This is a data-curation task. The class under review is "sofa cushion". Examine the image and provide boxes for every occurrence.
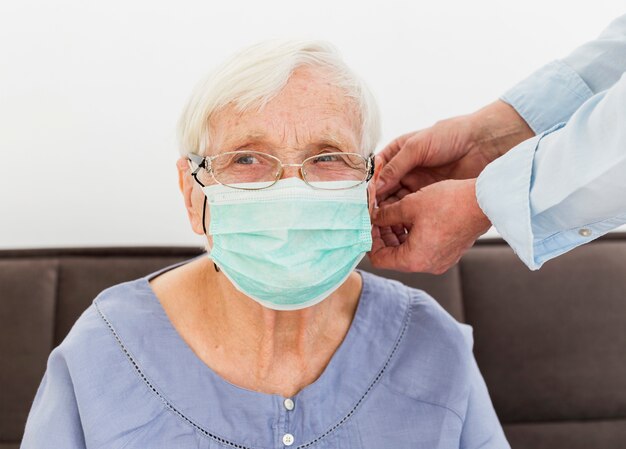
[461,239,626,424]
[0,259,57,442]
[2,237,625,448]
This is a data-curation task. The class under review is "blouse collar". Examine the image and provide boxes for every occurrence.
[96,254,411,448]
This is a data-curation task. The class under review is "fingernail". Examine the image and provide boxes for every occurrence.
[376,179,386,190]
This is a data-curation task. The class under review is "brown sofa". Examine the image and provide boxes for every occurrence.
[2,234,626,448]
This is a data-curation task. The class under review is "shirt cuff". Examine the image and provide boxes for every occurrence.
[500,60,594,134]
[533,214,626,266]
[476,136,541,270]
[476,122,624,270]
[475,130,554,270]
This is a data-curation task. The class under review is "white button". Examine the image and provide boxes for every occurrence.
[579,228,592,237]
[283,398,295,411]
[282,433,294,446]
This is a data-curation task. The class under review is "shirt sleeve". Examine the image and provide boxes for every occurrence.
[501,14,626,134]
[457,324,510,449]
[20,345,87,449]
[475,73,626,270]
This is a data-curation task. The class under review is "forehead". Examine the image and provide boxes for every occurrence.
[208,66,361,151]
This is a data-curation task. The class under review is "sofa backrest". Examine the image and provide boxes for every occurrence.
[1,235,625,449]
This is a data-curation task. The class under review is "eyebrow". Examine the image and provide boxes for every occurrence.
[221,132,355,152]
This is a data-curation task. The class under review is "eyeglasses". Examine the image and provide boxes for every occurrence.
[187,150,375,190]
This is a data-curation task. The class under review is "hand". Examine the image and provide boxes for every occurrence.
[369,178,492,274]
[376,100,534,202]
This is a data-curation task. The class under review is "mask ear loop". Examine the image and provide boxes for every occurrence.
[191,167,221,273]
[366,154,378,222]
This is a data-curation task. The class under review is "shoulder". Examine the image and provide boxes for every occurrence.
[44,277,163,404]
[361,269,471,344]
[405,285,473,356]
[364,271,475,415]
[42,279,168,442]
[52,279,147,376]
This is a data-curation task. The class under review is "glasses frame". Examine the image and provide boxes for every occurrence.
[187,150,375,190]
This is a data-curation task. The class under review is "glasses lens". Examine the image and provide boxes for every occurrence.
[303,153,367,189]
[211,151,280,189]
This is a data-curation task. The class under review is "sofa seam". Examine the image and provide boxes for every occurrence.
[51,257,61,349]
[456,261,468,324]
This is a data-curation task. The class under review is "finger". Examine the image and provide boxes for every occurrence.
[380,194,409,240]
[391,223,406,240]
[368,239,413,272]
[377,169,438,203]
[372,197,413,228]
[369,224,384,254]
[381,195,413,246]
[377,132,428,195]
[380,225,401,247]
[400,169,447,193]
[376,185,398,204]
[378,192,400,207]
[377,132,413,165]
[378,193,413,236]
[379,193,401,207]
[394,186,413,201]
[371,223,381,239]
[377,179,419,203]
[375,134,414,196]
[369,225,401,261]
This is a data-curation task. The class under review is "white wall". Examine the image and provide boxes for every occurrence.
[1,0,624,249]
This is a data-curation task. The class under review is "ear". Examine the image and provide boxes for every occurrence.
[176,157,206,236]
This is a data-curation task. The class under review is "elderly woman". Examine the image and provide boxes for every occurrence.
[21,40,509,449]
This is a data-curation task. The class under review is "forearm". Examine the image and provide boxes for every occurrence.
[468,100,535,162]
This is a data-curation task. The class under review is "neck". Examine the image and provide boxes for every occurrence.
[192,257,362,396]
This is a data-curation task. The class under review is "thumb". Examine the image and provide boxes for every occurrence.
[377,134,428,195]
[372,198,412,228]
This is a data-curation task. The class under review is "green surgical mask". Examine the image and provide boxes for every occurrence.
[202,177,372,310]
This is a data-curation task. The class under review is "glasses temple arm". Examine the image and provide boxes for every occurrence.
[187,152,207,174]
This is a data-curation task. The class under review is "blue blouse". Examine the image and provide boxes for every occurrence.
[21,255,509,448]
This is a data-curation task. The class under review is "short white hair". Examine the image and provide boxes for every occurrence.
[177,39,381,158]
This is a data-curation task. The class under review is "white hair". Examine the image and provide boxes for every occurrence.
[177,39,381,158]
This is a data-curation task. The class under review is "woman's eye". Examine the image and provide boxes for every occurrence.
[234,155,258,164]
[315,154,340,163]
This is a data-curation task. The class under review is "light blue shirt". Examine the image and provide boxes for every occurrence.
[476,14,626,270]
[21,255,509,448]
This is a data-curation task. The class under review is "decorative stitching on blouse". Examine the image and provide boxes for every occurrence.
[94,299,251,449]
[293,291,412,449]
[94,282,412,449]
